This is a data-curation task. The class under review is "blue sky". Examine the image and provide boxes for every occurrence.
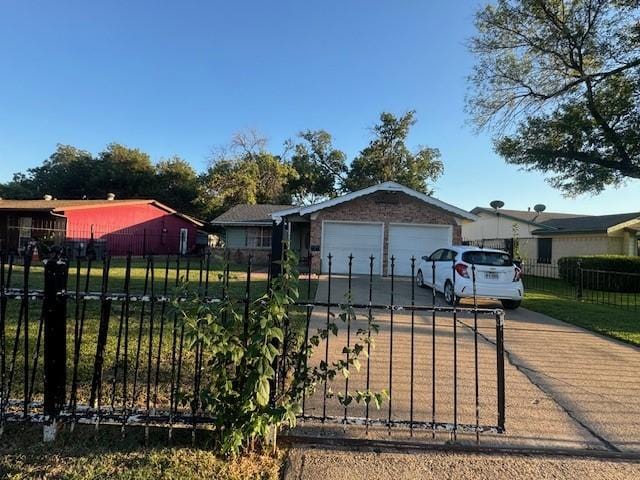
[0,0,637,215]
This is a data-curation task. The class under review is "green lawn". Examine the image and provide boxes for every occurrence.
[523,275,639,311]
[2,258,318,409]
[523,291,640,346]
[5,257,257,296]
[0,424,283,480]
[0,258,316,478]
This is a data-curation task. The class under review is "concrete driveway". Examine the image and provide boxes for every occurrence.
[292,274,640,455]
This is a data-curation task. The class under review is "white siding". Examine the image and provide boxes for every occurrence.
[462,212,539,241]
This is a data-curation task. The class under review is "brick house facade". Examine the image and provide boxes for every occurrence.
[212,182,475,276]
[308,190,463,275]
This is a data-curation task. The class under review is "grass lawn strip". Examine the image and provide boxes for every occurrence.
[0,424,282,480]
[523,291,640,347]
[2,260,318,408]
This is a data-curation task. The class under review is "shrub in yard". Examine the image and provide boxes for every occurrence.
[171,247,387,456]
[558,256,640,293]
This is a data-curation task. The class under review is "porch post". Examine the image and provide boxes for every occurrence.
[269,219,286,278]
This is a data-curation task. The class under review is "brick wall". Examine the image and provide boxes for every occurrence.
[309,191,463,275]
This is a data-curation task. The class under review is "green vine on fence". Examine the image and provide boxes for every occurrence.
[171,247,387,455]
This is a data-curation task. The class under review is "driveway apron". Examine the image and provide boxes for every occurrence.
[290,274,640,454]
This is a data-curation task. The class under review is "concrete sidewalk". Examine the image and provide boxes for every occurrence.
[284,446,640,480]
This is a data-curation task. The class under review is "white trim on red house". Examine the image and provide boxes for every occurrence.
[271,181,477,221]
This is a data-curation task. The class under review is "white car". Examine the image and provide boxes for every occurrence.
[416,246,523,309]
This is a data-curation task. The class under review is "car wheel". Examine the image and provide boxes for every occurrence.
[501,300,521,310]
[444,280,459,306]
[416,270,425,288]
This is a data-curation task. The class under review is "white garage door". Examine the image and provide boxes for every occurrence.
[389,224,452,276]
[322,222,383,274]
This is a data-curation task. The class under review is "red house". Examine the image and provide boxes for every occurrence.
[0,196,204,256]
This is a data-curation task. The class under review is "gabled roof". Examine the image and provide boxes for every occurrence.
[470,207,583,227]
[0,199,204,227]
[532,212,640,235]
[272,182,477,221]
[211,204,293,226]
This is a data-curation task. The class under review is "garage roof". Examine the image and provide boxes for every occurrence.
[272,182,477,221]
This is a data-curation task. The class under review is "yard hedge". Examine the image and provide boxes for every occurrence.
[558,255,640,293]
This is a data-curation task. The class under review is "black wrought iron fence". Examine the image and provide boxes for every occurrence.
[295,254,506,442]
[462,239,514,257]
[521,260,640,311]
[0,249,506,446]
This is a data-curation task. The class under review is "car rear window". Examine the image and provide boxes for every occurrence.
[462,251,513,267]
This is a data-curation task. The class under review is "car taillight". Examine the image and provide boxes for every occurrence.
[513,266,522,282]
[455,263,469,278]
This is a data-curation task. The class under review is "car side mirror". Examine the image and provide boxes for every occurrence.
[422,255,430,261]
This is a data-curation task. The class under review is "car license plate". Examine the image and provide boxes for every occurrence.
[485,272,499,280]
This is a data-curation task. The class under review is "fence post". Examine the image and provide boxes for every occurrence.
[89,256,112,408]
[576,260,583,301]
[43,250,69,441]
[496,310,506,433]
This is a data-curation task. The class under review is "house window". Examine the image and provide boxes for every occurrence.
[246,227,271,248]
[17,217,33,252]
[537,238,552,264]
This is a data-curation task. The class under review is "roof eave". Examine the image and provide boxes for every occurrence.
[173,213,204,227]
[273,182,478,221]
[607,217,640,234]
[472,207,554,228]
[211,220,274,227]
[51,200,153,212]
[0,207,56,212]
[532,229,608,236]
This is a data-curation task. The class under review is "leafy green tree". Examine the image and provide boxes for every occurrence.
[286,130,347,204]
[153,156,201,216]
[0,144,97,199]
[97,143,155,198]
[469,0,640,195]
[0,176,34,200]
[343,111,444,194]
[200,131,298,217]
[0,144,186,206]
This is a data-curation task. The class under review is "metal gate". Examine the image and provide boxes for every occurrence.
[291,254,505,441]
[0,250,505,444]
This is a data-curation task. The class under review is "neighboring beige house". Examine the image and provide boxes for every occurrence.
[532,213,640,263]
[212,182,477,275]
[463,207,640,263]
